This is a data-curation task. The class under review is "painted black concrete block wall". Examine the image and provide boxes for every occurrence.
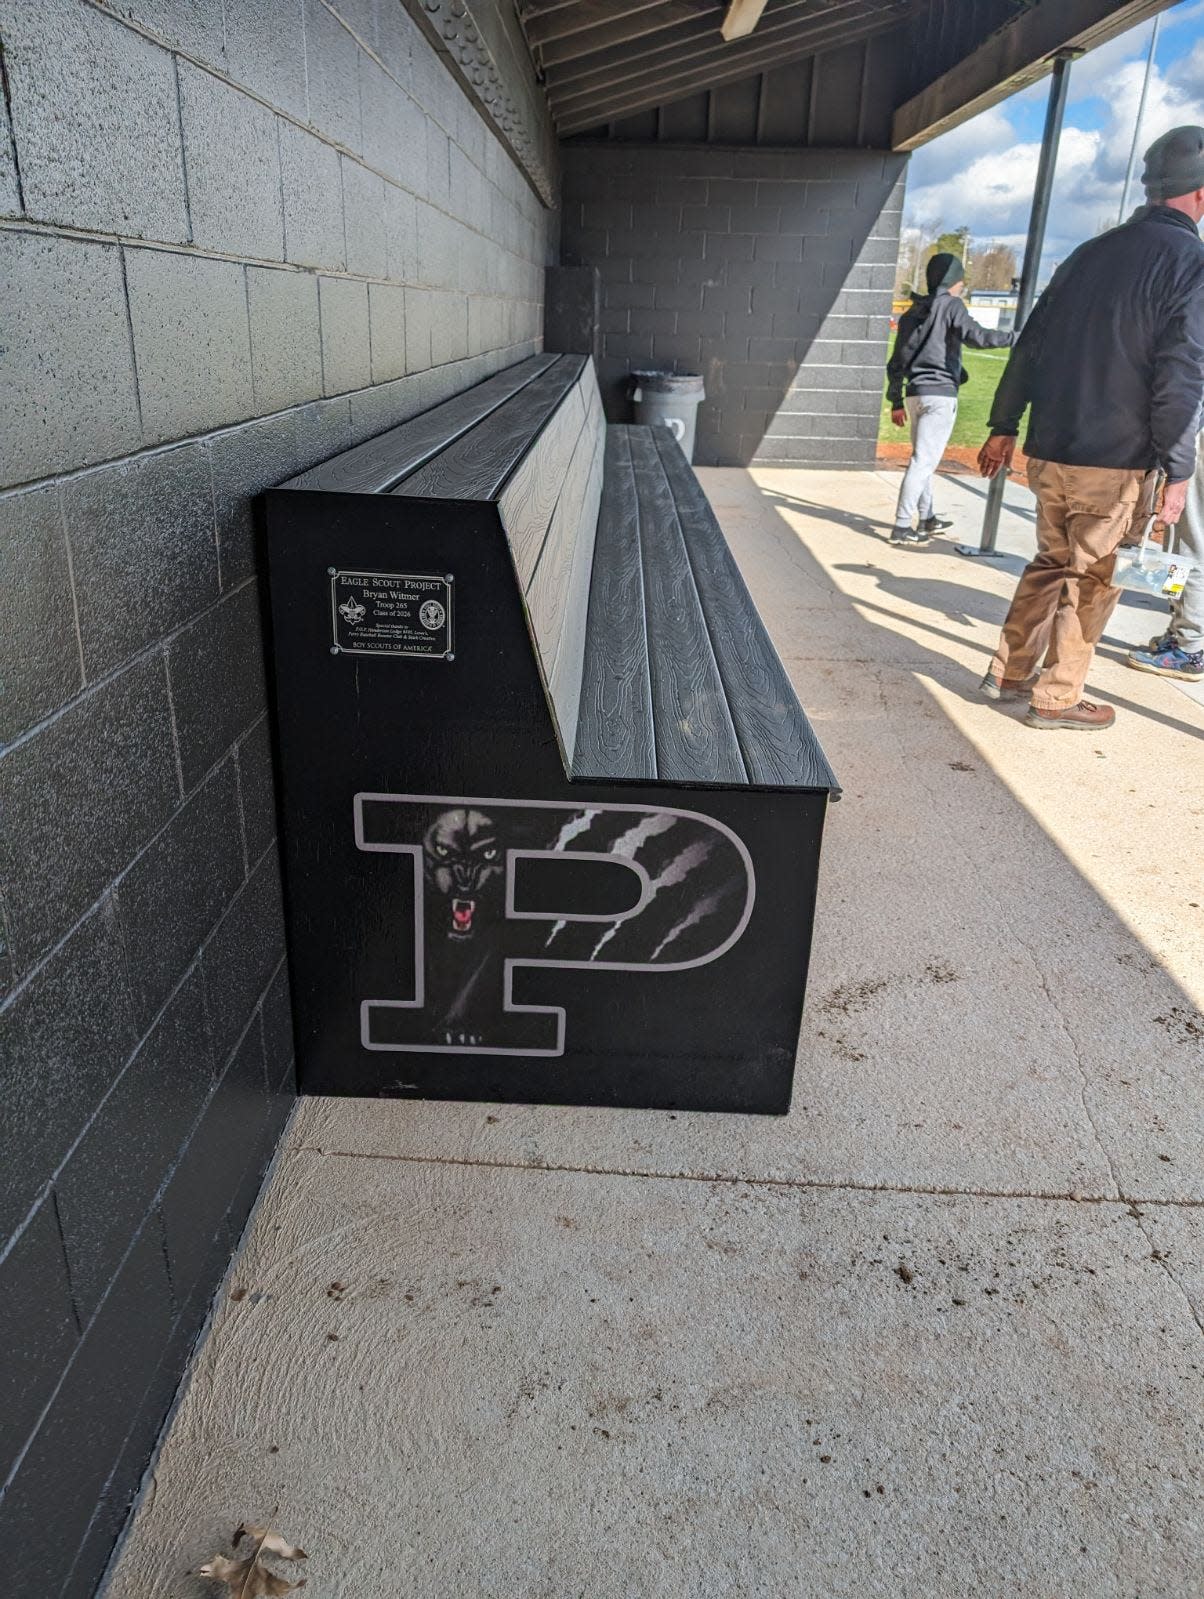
[561,143,905,467]
[0,1,552,1593]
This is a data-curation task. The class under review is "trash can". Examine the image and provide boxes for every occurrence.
[631,370,705,463]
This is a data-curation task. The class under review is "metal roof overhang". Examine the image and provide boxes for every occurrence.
[892,0,1175,149]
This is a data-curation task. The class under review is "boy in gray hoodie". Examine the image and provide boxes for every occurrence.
[886,252,1015,545]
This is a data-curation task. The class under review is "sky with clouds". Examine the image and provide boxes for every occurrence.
[904,0,1204,280]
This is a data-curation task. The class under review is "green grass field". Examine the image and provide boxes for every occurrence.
[876,346,1012,446]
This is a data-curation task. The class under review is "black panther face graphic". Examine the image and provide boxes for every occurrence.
[422,808,504,941]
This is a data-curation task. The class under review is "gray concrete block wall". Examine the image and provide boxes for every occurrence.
[561,144,904,467]
[0,0,553,1592]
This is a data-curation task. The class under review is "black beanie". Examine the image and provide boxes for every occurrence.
[926,252,965,292]
[1142,125,1204,200]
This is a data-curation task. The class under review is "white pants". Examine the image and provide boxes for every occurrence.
[1171,430,1204,650]
[894,394,958,527]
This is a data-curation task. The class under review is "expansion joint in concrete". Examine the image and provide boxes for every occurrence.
[296,1143,1203,1211]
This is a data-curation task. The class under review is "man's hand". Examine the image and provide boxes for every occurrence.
[1159,477,1188,525]
[978,435,1016,479]
[891,407,907,428]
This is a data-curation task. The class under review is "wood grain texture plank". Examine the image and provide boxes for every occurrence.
[394,356,586,502]
[498,377,587,586]
[283,356,555,494]
[546,419,605,761]
[523,393,601,715]
[628,427,746,786]
[572,428,656,783]
[650,426,840,794]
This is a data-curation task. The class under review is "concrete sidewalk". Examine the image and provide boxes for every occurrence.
[106,469,1203,1599]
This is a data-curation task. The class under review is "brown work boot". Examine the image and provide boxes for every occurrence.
[979,668,1038,702]
[1025,699,1116,731]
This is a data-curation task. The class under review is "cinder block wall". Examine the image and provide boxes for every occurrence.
[560,144,904,467]
[0,1,551,1591]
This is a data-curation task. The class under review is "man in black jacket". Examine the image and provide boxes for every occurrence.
[978,125,1204,730]
[886,252,1015,544]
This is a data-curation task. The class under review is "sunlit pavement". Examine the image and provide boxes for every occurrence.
[107,468,1203,1599]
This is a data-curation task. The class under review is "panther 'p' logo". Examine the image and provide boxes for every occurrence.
[354,794,755,1056]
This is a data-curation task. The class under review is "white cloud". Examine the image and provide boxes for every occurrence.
[904,41,1204,268]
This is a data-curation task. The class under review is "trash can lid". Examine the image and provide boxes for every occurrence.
[631,369,705,396]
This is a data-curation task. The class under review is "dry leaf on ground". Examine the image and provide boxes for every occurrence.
[197,1521,308,1596]
[233,1525,308,1562]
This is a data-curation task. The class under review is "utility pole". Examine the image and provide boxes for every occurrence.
[958,49,1080,559]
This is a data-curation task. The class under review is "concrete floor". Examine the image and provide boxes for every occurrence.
[107,468,1203,1599]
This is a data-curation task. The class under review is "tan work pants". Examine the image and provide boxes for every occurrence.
[988,459,1146,710]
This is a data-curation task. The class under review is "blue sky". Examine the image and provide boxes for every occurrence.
[904,0,1204,275]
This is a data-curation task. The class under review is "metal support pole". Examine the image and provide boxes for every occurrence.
[1119,13,1162,224]
[957,48,1079,559]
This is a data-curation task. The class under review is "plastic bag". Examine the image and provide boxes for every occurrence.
[1113,518,1199,597]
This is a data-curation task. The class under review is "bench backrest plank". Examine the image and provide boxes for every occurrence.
[283,355,555,494]
[499,374,587,586]
[627,427,746,786]
[535,388,605,759]
[393,356,586,502]
[650,428,839,792]
[506,365,604,757]
[573,428,657,782]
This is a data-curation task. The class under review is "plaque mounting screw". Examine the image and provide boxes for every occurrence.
[444,574,454,583]
[327,567,337,575]
[330,645,339,655]
[446,652,455,661]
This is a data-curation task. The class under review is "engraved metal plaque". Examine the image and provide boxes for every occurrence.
[330,569,454,660]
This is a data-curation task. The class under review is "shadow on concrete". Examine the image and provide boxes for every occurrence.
[830,576,1204,743]
[758,486,896,540]
[946,473,1038,522]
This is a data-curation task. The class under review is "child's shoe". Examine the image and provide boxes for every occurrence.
[1126,642,1204,681]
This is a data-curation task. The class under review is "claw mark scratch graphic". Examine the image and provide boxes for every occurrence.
[651,890,723,960]
[553,810,599,850]
[544,810,601,946]
[613,812,676,858]
[590,840,712,960]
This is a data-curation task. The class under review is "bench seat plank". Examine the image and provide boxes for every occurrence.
[394,355,586,502]
[650,427,840,794]
[283,355,554,494]
[626,426,746,786]
[573,428,657,782]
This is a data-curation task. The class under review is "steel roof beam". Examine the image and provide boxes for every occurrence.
[893,0,1175,150]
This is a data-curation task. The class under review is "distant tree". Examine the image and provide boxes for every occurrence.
[930,228,970,260]
[970,242,1019,292]
[927,227,972,276]
[893,226,927,298]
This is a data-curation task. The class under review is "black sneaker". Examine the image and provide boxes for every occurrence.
[890,526,928,546]
[920,515,954,534]
[979,668,1039,701]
